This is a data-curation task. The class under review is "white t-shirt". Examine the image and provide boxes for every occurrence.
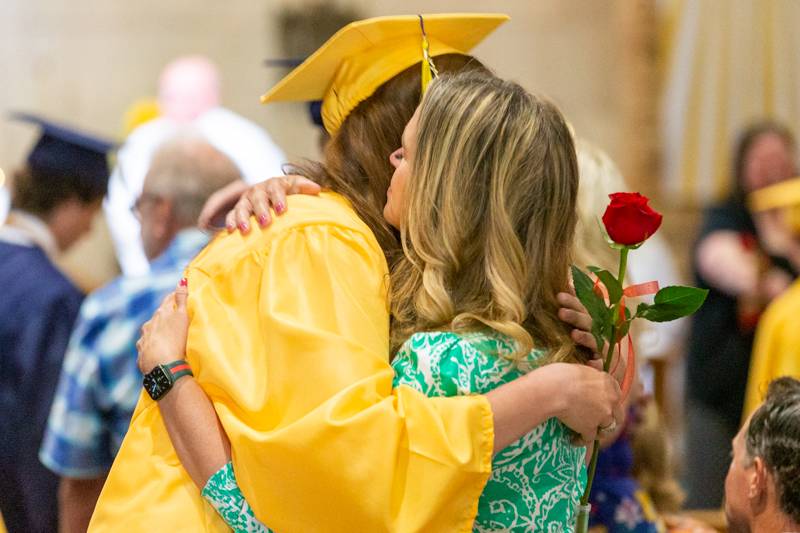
[104,107,286,276]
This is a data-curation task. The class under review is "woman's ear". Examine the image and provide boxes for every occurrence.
[748,456,769,512]
[153,197,175,240]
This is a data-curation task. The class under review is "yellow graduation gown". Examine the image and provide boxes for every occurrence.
[89,193,493,532]
[743,279,800,418]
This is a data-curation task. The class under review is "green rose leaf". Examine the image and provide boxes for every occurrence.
[587,267,623,304]
[571,265,611,329]
[635,286,708,322]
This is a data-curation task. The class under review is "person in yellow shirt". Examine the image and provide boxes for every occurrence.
[743,177,800,418]
[92,14,621,532]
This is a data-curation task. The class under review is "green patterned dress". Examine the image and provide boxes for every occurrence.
[391,330,587,532]
[202,329,586,532]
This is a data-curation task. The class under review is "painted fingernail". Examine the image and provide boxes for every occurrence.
[179,278,188,287]
[258,214,268,226]
[275,202,285,214]
[239,222,249,232]
[226,222,235,233]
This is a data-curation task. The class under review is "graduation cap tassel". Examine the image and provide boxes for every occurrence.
[418,15,438,95]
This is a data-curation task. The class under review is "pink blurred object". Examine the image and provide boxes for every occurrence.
[158,55,220,123]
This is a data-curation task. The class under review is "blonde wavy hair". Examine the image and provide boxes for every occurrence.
[390,72,581,363]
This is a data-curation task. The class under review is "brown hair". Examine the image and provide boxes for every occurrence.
[630,400,685,513]
[11,165,107,216]
[290,53,488,265]
[390,72,581,362]
[731,120,796,205]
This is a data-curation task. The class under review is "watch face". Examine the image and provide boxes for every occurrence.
[143,366,172,400]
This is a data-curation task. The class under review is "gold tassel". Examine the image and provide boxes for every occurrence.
[419,15,438,94]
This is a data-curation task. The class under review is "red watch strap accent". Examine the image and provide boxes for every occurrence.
[170,363,191,375]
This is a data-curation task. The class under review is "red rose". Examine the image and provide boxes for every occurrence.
[601,192,663,246]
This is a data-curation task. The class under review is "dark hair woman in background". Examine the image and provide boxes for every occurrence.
[684,120,799,508]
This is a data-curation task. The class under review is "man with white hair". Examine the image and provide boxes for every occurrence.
[104,55,285,276]
[40,136,240,532]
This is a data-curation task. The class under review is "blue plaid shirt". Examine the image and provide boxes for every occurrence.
[39,229,208,478]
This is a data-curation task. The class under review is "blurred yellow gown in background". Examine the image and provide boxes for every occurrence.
[743,279,800,418]
[89,193,493,532]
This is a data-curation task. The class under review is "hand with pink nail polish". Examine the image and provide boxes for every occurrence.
[200,175,322,232]
[198,180,249,231]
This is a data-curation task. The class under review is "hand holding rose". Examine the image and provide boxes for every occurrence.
[573,192,707,533]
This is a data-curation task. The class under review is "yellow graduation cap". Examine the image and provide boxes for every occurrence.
[749,177,800,234]
[261,13,509,133]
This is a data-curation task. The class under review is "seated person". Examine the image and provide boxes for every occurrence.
[725,376,800,533]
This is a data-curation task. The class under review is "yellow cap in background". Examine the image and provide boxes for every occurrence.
[749,177,800,235]
[122,99,160,137]
[749,177,800,212]
[261,13,509,133]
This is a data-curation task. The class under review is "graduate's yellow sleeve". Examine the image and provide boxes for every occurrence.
[194,218,494,532]
[744,280,800,419]
[89,194,493,533]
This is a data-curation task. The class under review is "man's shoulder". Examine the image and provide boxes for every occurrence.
[69,274,178,376]
[189,192,380,276]
[124,117,174,146]
[0,245,82,309]
[81,271,178,323]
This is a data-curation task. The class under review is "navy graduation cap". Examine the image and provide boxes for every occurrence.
[11,112,116,188]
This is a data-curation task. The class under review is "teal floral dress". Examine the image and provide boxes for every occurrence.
[392,331,587,532]
[202,329,586,532]
[202,464,272,532]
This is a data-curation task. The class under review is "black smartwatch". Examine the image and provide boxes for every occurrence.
[143,360,193,401]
